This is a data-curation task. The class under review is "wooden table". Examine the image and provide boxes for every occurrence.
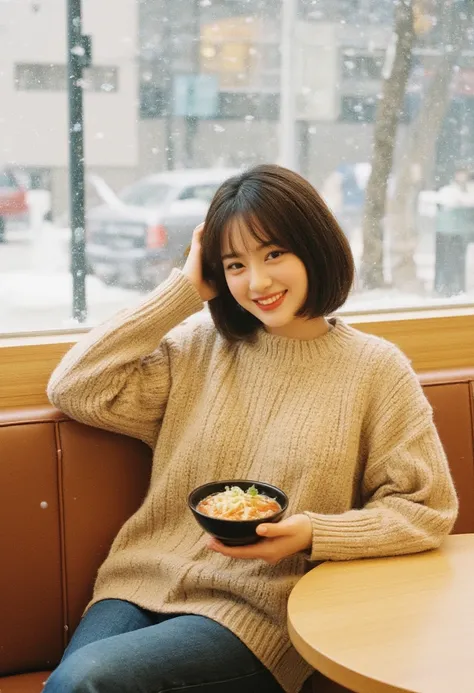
[288,534,474,693]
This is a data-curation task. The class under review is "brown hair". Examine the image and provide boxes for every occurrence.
[201,164,354,342]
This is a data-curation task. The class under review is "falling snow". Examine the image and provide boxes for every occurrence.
[0,0,473,335]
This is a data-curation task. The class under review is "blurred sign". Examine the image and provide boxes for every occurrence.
[413,0,436,35]
[173,74,219,118]
[200,16,258,89]
[295,22,339,121]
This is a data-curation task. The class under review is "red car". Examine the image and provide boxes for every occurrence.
[0,169,29,243]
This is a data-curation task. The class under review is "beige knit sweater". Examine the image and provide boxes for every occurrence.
[47,269,458,693]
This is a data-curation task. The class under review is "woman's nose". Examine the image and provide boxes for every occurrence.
[249,267,272,293]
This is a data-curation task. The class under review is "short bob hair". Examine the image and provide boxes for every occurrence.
[201,164,354,342]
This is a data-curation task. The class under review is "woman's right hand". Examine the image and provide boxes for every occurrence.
[182,223,218,303]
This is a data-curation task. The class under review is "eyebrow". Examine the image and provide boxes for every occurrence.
[221,241,275,261]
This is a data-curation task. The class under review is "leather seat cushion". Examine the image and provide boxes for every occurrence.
[0,671,52,692]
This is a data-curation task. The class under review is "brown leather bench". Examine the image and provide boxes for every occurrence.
[1,368,473,693]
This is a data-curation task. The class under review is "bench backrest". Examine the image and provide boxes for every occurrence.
[0,369,473,677]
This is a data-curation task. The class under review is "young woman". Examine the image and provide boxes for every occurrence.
[44,164,458,693]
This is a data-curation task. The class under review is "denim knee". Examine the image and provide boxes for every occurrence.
[44,650,117,693]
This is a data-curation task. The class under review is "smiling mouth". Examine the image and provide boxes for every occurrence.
[253,291,287,307]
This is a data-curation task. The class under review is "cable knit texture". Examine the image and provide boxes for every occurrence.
[47,269,458,693]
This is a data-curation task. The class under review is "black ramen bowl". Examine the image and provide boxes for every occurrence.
[188,479,289,546]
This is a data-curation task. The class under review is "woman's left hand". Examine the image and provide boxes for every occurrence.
[207,514,312,564]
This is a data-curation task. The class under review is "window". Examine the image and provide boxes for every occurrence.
[340,96,378,123]
[0,171,17,189]
[178,185,220,203]
[15,64,119,92]
[341,53,385,81]
[0,0,473,344]
[219,91,279,119]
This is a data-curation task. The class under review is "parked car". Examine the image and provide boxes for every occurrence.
[86,168,240,290]
[0,168,29,243]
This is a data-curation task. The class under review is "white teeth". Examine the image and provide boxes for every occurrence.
[257,292,284,306]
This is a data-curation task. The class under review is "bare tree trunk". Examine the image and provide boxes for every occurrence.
[359,0,414,290]
[389,2,461,291]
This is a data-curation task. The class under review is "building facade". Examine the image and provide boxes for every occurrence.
[0,0,138,213]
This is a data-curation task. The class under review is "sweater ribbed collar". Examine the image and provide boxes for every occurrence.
[250,317,356,365]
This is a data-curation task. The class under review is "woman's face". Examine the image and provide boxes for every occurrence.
[221,218,309,337]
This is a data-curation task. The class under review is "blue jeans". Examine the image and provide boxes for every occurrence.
[43,599,284,693]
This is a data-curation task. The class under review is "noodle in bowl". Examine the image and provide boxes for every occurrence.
[197,485,282,521]
[188,480,289,546]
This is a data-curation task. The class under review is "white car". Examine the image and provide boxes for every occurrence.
[86,168,240,289]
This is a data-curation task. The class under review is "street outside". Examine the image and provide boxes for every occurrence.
[0,224,145,333]
[1,222,473,335]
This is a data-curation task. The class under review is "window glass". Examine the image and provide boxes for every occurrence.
[0,171,17,189]
[341,53,385,80]
[119,182,173,207]
[178,185,219,202]
[0,0,473,335]
[15,65,119,92]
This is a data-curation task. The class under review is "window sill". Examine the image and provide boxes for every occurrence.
[1,307,474,409]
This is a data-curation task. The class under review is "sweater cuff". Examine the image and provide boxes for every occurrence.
[303,510,381,562]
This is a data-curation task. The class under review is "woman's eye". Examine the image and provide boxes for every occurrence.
[266,250,286,260]
[225,262,243,271]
